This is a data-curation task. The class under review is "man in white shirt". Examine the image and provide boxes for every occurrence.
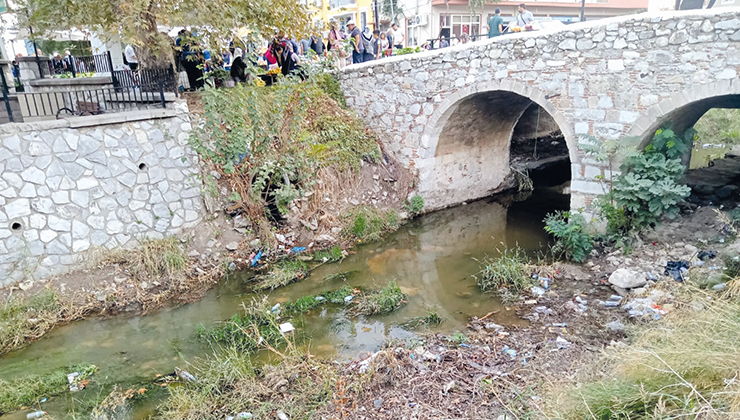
[124,44,139,71]
[390,23,404,49]
[516,3,534,26]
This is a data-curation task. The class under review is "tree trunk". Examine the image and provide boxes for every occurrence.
[135,5,175,69]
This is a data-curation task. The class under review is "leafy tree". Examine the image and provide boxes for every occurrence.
[380,0,404,26]
[17,0,310,67]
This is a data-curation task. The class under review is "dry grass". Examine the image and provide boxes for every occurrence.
[548,287,740,419]
[100,237,187,285]
[0,290,92,355]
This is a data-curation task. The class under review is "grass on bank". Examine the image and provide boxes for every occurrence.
[0,364,96,413]
[549,281,740,419]
[0,290,72,355]
[101,237,188,284]
[344,207,399,244]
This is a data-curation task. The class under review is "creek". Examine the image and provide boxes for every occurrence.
[0,189,569,419]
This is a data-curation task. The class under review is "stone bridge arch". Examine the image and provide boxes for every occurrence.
[628,79,740,148]
[417,81,578,210]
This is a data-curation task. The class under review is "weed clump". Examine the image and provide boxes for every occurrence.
[0,364,96,413]
[405,195,424,216]
[102,237,188,284]
[543,211,594,263]
[344,207,399,243]
[475,247,532,293]
[549,290,740,418]
[197,300,286,353]
[0,290,74,355]
[313,246,344,263]
[254,259,309,290]
[354,281,406,316]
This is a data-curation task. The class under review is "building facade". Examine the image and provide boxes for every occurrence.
[401,0,649,47]
[304,0,379,33]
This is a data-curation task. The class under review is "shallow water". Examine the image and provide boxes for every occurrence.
[0,189,568,419]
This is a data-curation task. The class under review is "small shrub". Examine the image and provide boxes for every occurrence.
[405,195,424,216]
[0,290,65,354]
[448,331,469,344]
[323,286,354,303]
[344,207,399,243]
[354,281,406,316]
[314,72,346,107]
[308,115,380,172]
[544,211,594,263]
[612,153,691,229]
[475,247,531,293]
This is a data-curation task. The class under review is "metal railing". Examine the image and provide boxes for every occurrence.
[0,82,168,124]
[49,52,114,77]
[112,65,177,94]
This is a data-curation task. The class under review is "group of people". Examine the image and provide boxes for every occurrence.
[50,50,84,75]
[338,21,405,65]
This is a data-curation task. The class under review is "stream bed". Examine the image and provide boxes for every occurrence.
[0,189,569,419]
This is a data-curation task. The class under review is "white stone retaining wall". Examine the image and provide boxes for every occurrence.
[0,103,204,288]
[337,9,740,212]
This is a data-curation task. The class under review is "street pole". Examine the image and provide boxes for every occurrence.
[580,0,586,22]
[374,0,380,30]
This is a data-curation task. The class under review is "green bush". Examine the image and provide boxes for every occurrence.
[544,211,593,263]
[345,207,399,243]
[475,247,531,292]
[314,72,346,107]
[612,153,691,229]
[405,195,424,216]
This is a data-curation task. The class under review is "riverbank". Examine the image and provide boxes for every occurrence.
[156,204,740,419]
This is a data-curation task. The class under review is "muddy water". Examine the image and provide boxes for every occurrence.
[0,190,568,419]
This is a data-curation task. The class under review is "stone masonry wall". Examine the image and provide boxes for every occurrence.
[0,103,204,288]
[337,9,740,212]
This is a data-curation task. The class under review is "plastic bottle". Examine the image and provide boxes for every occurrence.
[178,370,196,382]
[603,301,620,307]
[27,411,46,419]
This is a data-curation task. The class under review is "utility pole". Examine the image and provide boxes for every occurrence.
[374,0,380,30]
[580,0,586,22]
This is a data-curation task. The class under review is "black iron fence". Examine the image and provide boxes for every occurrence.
[1,82,168,124]
[112,65,177,94]
[72,53,115,75]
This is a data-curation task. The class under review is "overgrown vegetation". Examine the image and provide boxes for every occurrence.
[0,364,96,413]
[405,195,424,216]
[544,211,594,263]
[313,246,344,263]
[549,285,740,418]
[253,259,309,290]
[190,74,380,234]
[102,237,188,284]
[344,207,399,243]
[314,72,346,108]
[474,247,532,293]
[157,342,336,419]
[197,300,287,354]
[354,281,406,316]
[0,290,77,355]
[585,127,692,233]
[694,108,740,146]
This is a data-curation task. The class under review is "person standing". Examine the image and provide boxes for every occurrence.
[310,34,325,57]
[328,21,347,69]
[347,20,364,64]
[361,28,375,62]
[516,3,534,27]
[487,9,504,38]
[439,36,449,48]
[299,37,312,56]
[390,22,404,49]
[63,50,76,74]
[124,44,139,71]
[377,32,390,58]
[177,31,204,91]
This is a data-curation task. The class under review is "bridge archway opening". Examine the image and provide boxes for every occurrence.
[636,94,740,208]
[428,89,572,209]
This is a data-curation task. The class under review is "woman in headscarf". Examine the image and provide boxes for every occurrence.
[230,47,247,83]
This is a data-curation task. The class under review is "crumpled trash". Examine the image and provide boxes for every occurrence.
[291,246,307,254]
[555,336,571,349]
[531,286,546,297]
[664,260,690,282]
[503,346,517,358]
[250,250,263,267]
[697,250,717,261]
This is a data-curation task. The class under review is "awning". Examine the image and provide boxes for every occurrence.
[14,27,90,42]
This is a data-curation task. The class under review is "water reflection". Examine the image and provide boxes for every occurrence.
[0,190,568,419]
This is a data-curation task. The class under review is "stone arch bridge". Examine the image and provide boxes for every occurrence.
[336,9,740,214]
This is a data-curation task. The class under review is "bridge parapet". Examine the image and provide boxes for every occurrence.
[337,9,740,212]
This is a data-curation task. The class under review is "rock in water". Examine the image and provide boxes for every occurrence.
[608,268,647,289]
